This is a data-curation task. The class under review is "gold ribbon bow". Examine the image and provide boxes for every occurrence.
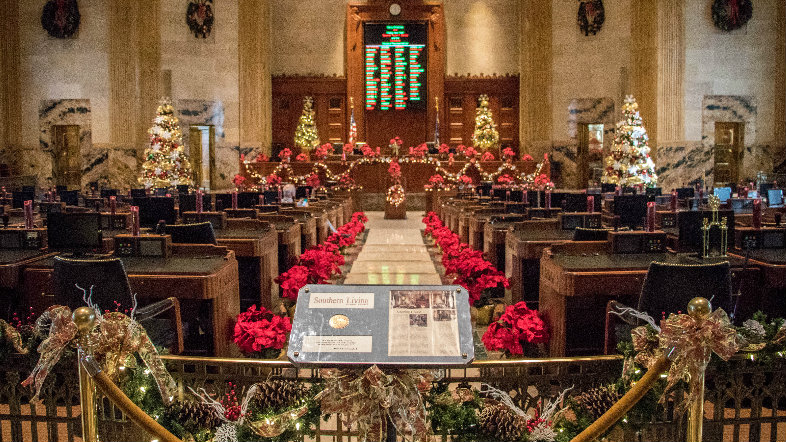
[657,308,741,410]
[21,306,176,404]
[631,325,661,369]
[317,365,437,442]
[0,319,28,355]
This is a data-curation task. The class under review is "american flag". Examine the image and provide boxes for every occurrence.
[349,106,357,146]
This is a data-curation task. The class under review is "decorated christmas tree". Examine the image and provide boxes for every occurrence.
[294,96,320,151]
[602,95,658,187]
[139,98,194,189]
[472,94,499,150]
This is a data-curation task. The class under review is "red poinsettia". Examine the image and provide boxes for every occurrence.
[361,144,375,157]
[481,151,495,162]
[482,301,549,356]
[459,175,473,185]
[497,174,514,185]
[295,152,310,162]
[534,173,554,190]
[300,245,343,282]
[256,153,270,162]
[389,136,403,146]
[388,161,402,180]
[275,265,309,300]
[428,174,444,185]
[232,174,246,189]
[233,305,292,357]
[502,147,515,160]
[306,173,321,188]
[278,148,292,161]
[464,146,478,158]
[522,154,534,162]
[411,143,429,158]
[266,174,281,187]
[343,143,354,154]
[438,143,450,154]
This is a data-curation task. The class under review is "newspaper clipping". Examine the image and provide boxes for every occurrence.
[387,290,460,357]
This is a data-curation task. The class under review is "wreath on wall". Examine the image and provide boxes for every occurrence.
[186,0,214,38]
[577,0,605,36]
[41,0,80,39]
[712,0,752,32]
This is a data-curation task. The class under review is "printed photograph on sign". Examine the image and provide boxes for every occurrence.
[388,290,460,357]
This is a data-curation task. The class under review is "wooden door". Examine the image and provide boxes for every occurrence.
[714,122,743,186]
[189,126,203,186]
[51,125,81,189]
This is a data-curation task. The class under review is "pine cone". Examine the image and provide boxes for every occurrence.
[574,385,622,421]
[479,402,525,441]
[165,400,221,432]
[253,379,309,411]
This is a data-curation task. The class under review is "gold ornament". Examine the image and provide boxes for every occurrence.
[687,297,712,319]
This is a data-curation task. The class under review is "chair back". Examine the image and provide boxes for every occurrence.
[573,227,609,241]
[164,221,216,244]
[53,256,134,311]
[638,261,733,319]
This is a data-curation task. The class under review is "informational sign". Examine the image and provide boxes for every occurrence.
[363,23,427,111]
[288,285,474,366]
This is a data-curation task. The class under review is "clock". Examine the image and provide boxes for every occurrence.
[389,3,401,16]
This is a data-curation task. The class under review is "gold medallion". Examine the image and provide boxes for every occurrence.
[329,314,349,329]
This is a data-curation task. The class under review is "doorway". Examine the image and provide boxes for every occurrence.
[577,123,604,188]
[188,125,216,190]
[713,122,743,186]
[51,125,81,189]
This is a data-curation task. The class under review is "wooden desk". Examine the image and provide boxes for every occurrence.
[467,208,506,250]
[256,215,302,276]
[280,209,318,250]
[730,248,786,317]
[539,251,760,357]
[215,219,279,310]
[482,216,528,273]
[21,250,240,357]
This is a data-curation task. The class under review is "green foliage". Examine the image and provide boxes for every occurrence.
[424,382,482,441]
[235,383,323,442]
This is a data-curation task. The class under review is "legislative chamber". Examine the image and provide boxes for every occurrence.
[0,1,784,441]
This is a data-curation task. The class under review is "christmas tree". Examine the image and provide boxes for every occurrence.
[139,98,194,189]
[472,94,499,150]
[294,96,320,151]
[602,95,658,187]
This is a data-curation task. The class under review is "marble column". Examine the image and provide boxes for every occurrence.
[0,0,22,149]
[519,0,552,156]
[776,0,786,158]
[657,0,684,147]
[238,0,272,154]
[631,0,659,149]
[109,0,139,147]
[137,0,161,148]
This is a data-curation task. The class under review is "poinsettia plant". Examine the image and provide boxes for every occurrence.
[256,153,269,162]
[497,174,514,185]
[295,152,310,162]
[438,143,451,154]
[522,154,534,162]
[232,174,246,190]
[361,144,375,158]
[305,173,321,188]
[502,147,515,160]
[278,148,292,161]
[481,151,495,162]
[388,161,402,180]
[482,302,549,356]
[343,143,354,154]
[411,143,429,158]
[459,175,473,186]
[314,143,333,160]
[463,146,478,158]
[265,174,281,187]
[233,305,292,358]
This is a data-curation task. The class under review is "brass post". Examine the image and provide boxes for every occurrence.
[685,297,711,442]
[73,306,99,442]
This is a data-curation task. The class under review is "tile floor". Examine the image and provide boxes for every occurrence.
[343,211,442,285]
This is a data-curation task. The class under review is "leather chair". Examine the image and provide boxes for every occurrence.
[52,256,183,354]
[604,261,733,354]
[164,221,216,245]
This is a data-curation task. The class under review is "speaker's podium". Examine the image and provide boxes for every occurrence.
[288,285,474,366]
[384,188,406,220]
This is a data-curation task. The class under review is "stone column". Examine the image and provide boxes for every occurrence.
[0,0,22,149]
[238,0,272,154]
[519,0,552,157]
[776,0,786,158]
[137,0,161,148]
[109,0,139,148]
[657,0,685,147]
[631,0,659,150]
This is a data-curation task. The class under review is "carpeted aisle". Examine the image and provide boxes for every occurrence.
[343,211,442,285]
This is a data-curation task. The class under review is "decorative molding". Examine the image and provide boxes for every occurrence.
[272,74,345,79]
[239,0,272,153]
[446,74,519,79]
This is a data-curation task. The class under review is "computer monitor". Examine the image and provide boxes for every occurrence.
[131,188,147,198]
[676,209,735,253]
[747,190,759,199]
[238,192,261,208]
[263,191,278,205]
[100,189,117,198]
[713,187,732,203]
[132,196,176,227]
[676,187,695,199]
[559,193,589,213]
[12,191,35,208]
[59,190,79,206]
[296,186,310,199]
[613,195,648,229]
[179,193,197,213]
[47,212,103,254]
[767,189,783,207]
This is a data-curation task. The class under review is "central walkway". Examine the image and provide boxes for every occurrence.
[343,211,442,285]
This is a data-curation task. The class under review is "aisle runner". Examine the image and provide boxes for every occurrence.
[343,212,441,285]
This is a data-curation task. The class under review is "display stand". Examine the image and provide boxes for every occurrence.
[288,284,474,366]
